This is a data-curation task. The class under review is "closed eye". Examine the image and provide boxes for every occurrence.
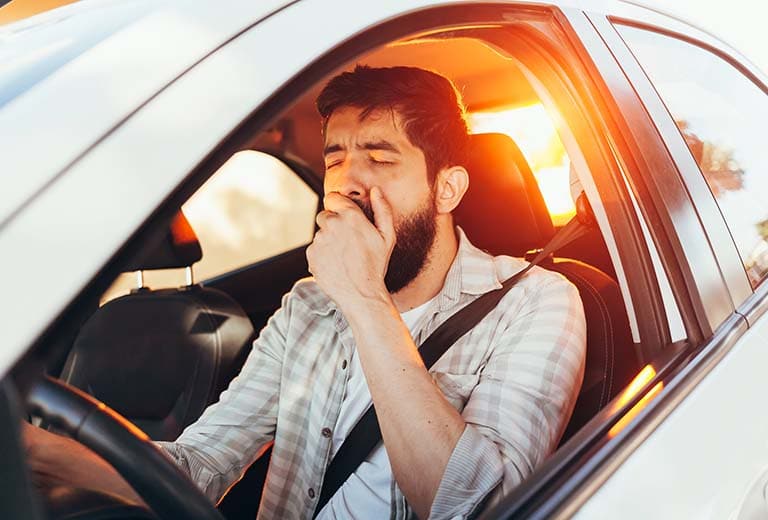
[370,158,395,165]
[369,152,396,165]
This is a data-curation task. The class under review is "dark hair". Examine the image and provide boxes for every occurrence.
[316,65,469,181]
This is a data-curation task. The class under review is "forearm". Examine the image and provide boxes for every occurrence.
[345,297,465,519]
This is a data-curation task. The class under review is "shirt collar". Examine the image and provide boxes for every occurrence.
[310,226,502,320]
[435,226,502,311]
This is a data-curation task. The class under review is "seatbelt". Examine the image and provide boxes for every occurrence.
[313,215,590,517]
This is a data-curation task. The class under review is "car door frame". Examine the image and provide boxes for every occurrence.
[558,13,768,519]
[592,9,768,329]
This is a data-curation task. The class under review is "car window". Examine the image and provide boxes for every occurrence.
[101,151,318,303]
[616,24,768,288]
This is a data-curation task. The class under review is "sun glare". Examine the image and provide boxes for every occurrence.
[606,364,663,439]
[616,365,657,409]
[468,103,576,226]
[608,382,664,439]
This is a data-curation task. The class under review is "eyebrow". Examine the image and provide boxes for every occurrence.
[323,140,401,157]
[323,143,343,156]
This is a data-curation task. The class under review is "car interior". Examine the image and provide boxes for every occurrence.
[13,23,662,520]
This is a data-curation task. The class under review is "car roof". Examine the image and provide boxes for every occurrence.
[0,0,293,230]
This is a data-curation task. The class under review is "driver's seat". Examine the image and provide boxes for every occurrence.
[455,133,640,443]
[59,211,255,441]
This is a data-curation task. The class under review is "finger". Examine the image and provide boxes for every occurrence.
[305,243,315,273]
[370,186,395,245]
[323,192,360,214]
[315,210,338,229]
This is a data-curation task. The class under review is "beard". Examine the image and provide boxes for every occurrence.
[354,195,438,294]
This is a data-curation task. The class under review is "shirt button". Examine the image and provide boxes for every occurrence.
[308,488,316,499]
[321,427,332,438]
[341,359,347,370]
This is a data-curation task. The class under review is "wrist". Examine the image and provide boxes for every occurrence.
[341,289,397,328]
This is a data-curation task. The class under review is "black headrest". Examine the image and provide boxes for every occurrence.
[125,211,202,271]
[454,133,555,257]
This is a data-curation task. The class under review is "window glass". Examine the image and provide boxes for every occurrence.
[617,24,768,287]
[101,151,318,303]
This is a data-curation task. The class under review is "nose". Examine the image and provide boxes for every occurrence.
[325,158,367,200]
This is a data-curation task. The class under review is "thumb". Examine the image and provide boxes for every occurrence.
[370,187,395,245]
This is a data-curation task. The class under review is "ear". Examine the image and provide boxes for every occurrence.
[434,165,469,215]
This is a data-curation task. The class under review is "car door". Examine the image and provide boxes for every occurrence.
[470,1,768,517]
[565,8,768,520]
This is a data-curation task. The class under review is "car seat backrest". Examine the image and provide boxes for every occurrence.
[458,133,640,444]
[60,211,255,441]
[454,133,554,257]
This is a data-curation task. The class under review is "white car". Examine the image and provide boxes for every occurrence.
[2,1,768,519]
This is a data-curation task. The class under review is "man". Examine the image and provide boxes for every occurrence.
[24,65,586,519]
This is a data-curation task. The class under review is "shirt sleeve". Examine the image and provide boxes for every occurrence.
[429,275,587,519]
[155,289,294,504]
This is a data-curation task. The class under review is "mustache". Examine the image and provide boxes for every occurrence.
[351,198,375,225]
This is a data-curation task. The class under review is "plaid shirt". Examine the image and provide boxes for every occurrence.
[157,228,586,519]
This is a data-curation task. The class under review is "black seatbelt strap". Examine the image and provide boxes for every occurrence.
[313,217,590,517]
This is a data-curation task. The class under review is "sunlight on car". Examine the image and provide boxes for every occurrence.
[608,382,663,439]
[0,0,79,25]
[469,103,576,226]
[616,365,656,408]
[606,365,663,439]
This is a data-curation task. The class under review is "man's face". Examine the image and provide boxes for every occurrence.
[323,106,438,293]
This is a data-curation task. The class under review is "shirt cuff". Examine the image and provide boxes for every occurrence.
[155,441,218,503]
[429,425,504,519]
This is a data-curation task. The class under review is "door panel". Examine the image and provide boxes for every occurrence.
[575,314,763,519]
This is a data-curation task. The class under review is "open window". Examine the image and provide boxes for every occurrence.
[209,10,678,518]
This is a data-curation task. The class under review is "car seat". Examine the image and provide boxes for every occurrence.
[59,211,255,441]
[455,132,641,443]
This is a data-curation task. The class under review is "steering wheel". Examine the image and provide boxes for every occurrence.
[26,376,224,520]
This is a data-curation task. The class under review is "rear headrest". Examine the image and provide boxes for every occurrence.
[454,133,554,257]
[125,211,202,271]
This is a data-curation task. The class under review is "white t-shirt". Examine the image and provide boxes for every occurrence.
[316,297,435,519]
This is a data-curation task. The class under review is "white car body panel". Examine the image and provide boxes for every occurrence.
[574,314,768,519]
[0,0,292,226]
